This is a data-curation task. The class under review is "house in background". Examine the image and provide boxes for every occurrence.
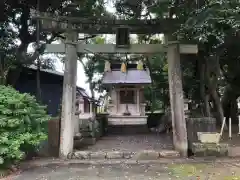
[8,65,95,118]
[76,87,97,119]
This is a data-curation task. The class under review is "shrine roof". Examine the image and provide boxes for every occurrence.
[76,87,89,99]
[102,69,152,85]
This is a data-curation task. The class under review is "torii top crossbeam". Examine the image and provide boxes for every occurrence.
[30,10,197,54]
[30,10,180,34]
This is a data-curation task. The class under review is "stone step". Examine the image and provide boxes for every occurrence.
[74,138,97,149]
[69,150,180,160]
[107,125,150,135]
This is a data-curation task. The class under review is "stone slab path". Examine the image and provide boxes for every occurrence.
[72,134,176,160]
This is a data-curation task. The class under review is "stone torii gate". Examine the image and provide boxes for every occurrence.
[31,11,198,158]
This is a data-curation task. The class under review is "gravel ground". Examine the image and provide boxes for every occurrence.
[10,163,173,180]
[9,160,240,180]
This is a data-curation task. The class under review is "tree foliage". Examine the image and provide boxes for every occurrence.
[144,53,169,111]
[136,0,240,122]
[177,0,240,121]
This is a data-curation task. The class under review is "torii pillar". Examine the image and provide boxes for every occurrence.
[167,40,188,157]
[59,31,78,158]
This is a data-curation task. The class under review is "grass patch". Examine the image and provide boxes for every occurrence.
[223,176,240,180]
[168,163,240,180]
[168,163,208,178]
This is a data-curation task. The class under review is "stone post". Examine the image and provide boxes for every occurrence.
[90,101,93,116]
[59,31,78,158]
[115,89,119,114]
[136,88,140,115]
[167,41,188,157]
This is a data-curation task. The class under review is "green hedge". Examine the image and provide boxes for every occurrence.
[0,86,50,167]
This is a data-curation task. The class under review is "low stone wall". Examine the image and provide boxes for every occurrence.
[187,117,217,153]
[74,116,105,149]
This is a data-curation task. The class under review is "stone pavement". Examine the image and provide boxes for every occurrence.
[5,158,240,180]
[84,134,174,152]
[72,134,178,160]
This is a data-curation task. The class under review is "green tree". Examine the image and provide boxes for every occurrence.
[177,0,240,122]
[0,86,50,167]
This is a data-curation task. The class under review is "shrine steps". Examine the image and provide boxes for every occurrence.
[71,145,240,160]
[72,132,177,160]
[69,149,180,160]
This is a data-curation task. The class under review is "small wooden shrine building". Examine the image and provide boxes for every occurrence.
[102,62,151,128]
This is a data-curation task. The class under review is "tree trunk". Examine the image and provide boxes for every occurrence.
[89,82,95,113]
[36,6,42,102]
[230,99,238,124]
[199,62,211,117]
[0,73,7,85]
[0,55,6,85]
[205,55,224,125]
[0,65,7,85]
[36,61,42,102]
[203,94,211,116]
[211,89,224,125]
[6,65,22,86]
